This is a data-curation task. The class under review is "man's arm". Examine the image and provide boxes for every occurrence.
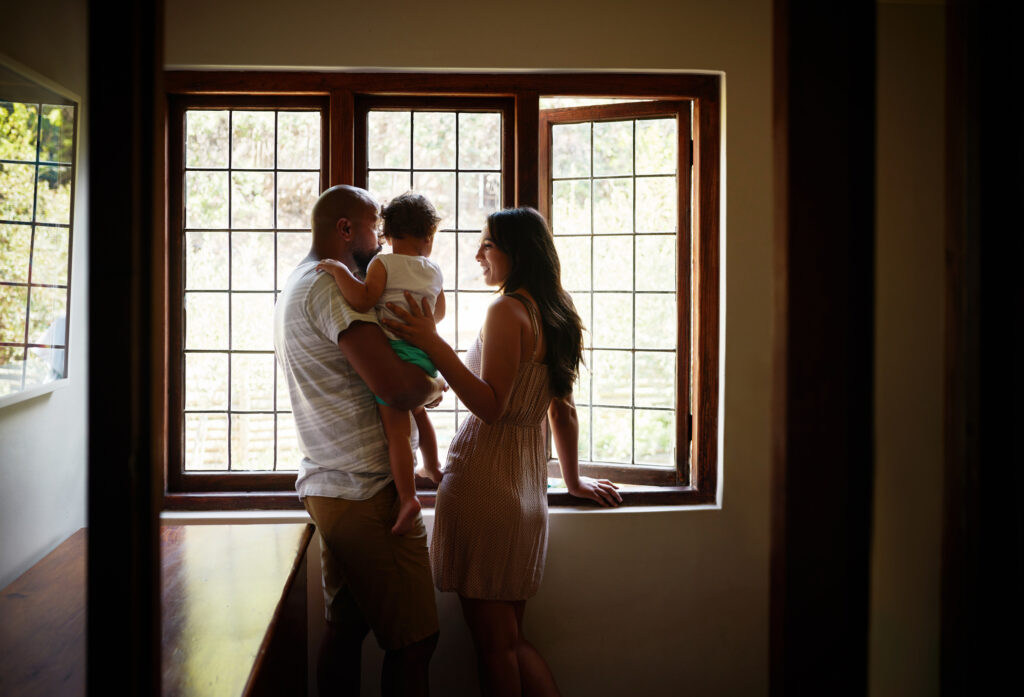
[336,321,442,410]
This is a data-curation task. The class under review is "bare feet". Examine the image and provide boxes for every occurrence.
[391,496,422,535]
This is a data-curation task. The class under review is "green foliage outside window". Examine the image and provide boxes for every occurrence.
[0,88,76,401]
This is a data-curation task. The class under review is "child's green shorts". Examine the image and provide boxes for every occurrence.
[375,339,438,407]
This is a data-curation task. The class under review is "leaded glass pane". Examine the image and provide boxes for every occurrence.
[592,235,633,291]
[186,110,229,169]
[31,226,69,285]
[593,407,632,463]
[368,111,411,169]
[458,113,501,170]
[231,293,275,351]
[184,413,229,471]
[230,353,275,411]
[231,231,275,290]
[277,171,319,230]
[231,111,275,169]
[35,165,72,224]
[552,123,590,178]
[277,112,320,169]
[185,353,229,411]
[414,112,455,169]
[0,224,31,283]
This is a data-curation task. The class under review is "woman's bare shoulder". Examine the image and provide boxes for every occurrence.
[479,294,529,342]
[486,294,531,322]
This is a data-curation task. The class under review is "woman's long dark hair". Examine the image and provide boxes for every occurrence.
[486,207,583,399]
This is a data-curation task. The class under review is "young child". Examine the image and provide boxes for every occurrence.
[316,192,445,535]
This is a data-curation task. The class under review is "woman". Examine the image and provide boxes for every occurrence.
[383,207,622,696]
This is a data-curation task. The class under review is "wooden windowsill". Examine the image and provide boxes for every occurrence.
[163,484,716,511]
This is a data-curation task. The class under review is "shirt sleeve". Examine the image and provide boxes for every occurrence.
[306,272,378,344]
[368,254,387,275]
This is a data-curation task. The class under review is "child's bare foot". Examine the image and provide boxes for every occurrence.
[391,496,422,536]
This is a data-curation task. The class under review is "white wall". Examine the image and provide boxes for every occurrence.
[0,0,90,590]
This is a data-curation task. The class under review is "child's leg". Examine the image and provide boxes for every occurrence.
[377,404,421,536]
[412,406,442,484]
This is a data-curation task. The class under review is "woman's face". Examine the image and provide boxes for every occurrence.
[476,226,510,287]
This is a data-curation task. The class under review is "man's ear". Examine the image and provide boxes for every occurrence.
[336,217,351,239]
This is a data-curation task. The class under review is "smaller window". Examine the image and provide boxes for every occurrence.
[0,58,78,407]
[539,99,693,489]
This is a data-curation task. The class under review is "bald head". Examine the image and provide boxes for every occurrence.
[311,185,377,239]
[306,185,382,271]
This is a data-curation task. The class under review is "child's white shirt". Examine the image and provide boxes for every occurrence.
[370,253,444,341]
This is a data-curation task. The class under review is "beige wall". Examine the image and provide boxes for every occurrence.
[0,0,90,590]
[0,0,946,692]
[167,0,772,693]
[164,0,946,694]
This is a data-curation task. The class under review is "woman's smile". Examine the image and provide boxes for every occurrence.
[475,227,510,286]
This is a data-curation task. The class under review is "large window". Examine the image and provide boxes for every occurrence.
[164,74,720,507]
[0,59,78,407]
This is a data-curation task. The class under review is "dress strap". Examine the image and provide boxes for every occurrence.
[504,292,542,362]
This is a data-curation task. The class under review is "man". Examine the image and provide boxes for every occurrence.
[274,185,442,696]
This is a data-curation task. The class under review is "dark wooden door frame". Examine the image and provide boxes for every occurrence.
[941,1,1024,694]
[771,2,876,694]
[87,0,164,693]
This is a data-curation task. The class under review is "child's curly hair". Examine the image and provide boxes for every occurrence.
[381,191,442,240]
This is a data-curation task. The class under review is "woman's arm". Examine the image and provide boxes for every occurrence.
[316,258,387,313]
[383,293,523,424]
[549,395,622,507]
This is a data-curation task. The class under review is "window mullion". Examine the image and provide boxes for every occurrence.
[226,110,234,472]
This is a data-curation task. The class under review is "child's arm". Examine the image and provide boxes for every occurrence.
[432,291,446,324]
[315,258,387,313]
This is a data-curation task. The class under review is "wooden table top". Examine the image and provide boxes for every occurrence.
[0,523,312,697]
[160,523,313,697]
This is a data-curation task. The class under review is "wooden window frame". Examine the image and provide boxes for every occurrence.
[162,72,720,510]
[538,100,693,489]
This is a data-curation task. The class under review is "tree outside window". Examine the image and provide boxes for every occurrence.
[0,59,77,407]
